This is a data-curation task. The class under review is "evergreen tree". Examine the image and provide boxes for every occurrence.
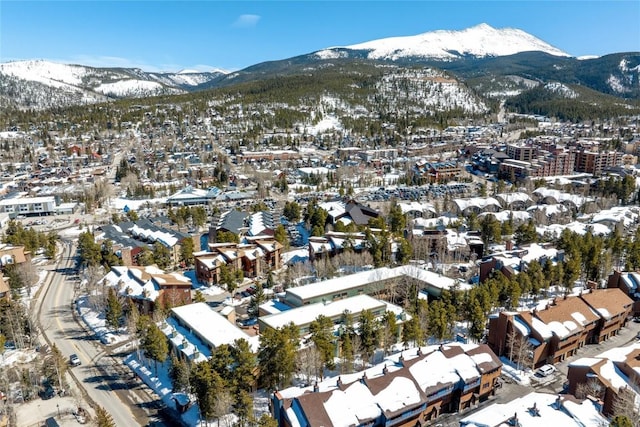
[105,287,123,330]
[95,406,116,427]
[141,322,169,374]
[283,201,301,222]
[77,231,101,267]
[234,389,254,427]
[169,354,190,393]
[274,224,289,249]
[358,309,379,364]
[380,311,398,354]
[309,315,336,371]
[388,201,406,234]
[257,414,278,427]
[152,241,171,269]
[190,360,224,424]
[247,283,266,318]
[258,324,298,390]
[180,238,194,266]
[209,344,234,383]
[339,310,356,373]
[609,415,633,427]
[193,290,206,303]
[231,338,257,394]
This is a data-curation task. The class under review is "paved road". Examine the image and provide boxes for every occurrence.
[37,239,161,426]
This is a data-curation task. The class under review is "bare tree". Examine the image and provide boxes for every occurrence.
[16,262,38,297]
[575,378,605,400]
[505,329,533,370]
[611,383,640,427]
[212,389,233,427]
[296,344,323,385]
[84,265,106,310]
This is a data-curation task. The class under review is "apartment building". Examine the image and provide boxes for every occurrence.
[487,289,633,368]
[272,343,502,427]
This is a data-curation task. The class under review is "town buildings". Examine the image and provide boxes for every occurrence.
[272,343,502,427]
[487,289,633,368]
[567,343,640,418]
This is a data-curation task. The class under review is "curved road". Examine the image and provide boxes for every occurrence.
[37,239,159,426]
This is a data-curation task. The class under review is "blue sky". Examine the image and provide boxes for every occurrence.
[1,1,639,72]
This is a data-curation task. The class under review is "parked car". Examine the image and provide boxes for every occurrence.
[535,364,556,377]
[40,385,55,400]
[69,353,81,367]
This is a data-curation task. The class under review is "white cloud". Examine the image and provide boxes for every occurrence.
[232,14,260,28]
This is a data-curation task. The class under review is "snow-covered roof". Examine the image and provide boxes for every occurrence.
[285,265,467,304]
[537,222,611,238]
[589,206,639,228]
[496,192,532,205]
[260,295,397,331]
[373,376,422,413]
[513,315,531,336]
[530,316,553,340]
[520,243,557,264]
[479,210,531,223]
[324,381,381,426]
[533,187,593,208]
[409,350,461,392]
[170,303,254,351]
[460,392,607,427]
[130,224,179,247]
[399,201,436,215]
[527,203,567,216]
[453,197,501,212]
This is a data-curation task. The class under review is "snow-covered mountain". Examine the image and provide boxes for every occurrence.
[0,60,227,109]
[315,23,570,61]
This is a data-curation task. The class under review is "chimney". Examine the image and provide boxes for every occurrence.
[336,377,342,388]
[361,371,367,382]
[417,347,423,356]
[382,364,388,375]
[313,382,319,393]
[509,412,518,426]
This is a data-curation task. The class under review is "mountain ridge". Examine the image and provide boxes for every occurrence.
[317,23,571,61]
[1,24,638,112]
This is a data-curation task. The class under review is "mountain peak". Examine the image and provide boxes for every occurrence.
[318,24,571,61]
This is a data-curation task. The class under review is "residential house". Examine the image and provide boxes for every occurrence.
[258,294,408,338]
[101,265,192,313]
[194,238,282,285]
[487,289,633,368]
[161,303,257,364]
[460,392,607,427]
[567,343,640,417]
[320,200,380,227]
[606,270,640,315]
[272,343,502,427]
[97,219,196,267]
[579,288,633,342]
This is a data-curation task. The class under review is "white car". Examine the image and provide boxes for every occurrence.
[69,354,81,367]
[536,364,556,377]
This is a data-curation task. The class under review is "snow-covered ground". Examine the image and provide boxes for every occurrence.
[75,294,130,346]
[109,196,168,211]
[499,357,532,386]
